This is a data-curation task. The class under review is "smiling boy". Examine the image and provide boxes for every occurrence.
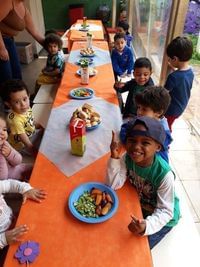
[114,57,154,118]
[106,116,180,249]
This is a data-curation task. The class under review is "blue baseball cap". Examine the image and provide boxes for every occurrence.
[125,116,166,148]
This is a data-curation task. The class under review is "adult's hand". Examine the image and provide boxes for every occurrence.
[0,46,9,61]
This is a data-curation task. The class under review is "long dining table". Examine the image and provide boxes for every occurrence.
[67,19,105,51]
[3,41,153,267]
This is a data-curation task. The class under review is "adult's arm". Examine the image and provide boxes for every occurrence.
[24,8,44,45]
[0,0,12,60]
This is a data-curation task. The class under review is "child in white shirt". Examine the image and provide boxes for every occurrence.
[0,179,46,249]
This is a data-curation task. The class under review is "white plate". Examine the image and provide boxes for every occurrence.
[69,87,94,99]
[76,68,98,77]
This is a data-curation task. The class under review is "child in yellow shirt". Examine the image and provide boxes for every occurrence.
[1,80,43,156]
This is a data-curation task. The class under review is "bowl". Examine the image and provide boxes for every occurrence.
[77,58,93,65]
[86,122,101,131]
[76,68,97,77]
[80,48,95,57]
[69,87,94,100]
[68,182,118,223]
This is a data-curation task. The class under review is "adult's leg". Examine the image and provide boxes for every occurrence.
[148,226,172,249]
[0,38,13,85]
[6,37,22,80]
[0,37,22,86]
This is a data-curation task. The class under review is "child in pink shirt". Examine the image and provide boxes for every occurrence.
[0,113,32,180]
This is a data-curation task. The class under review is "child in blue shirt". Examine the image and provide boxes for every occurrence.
[164,36,194,131]
[117,21,133,48]
[111,32,134,79]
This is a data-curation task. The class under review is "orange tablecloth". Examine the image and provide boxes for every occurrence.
[68,19,105,51]
[4,41,153,267]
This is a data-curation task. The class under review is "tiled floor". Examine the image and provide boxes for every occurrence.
[22,56,200,237]
[170,117,200,235]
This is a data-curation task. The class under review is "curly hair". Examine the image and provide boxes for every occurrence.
[135,86,171,117]
[44,33,63,51]
[166,36,193,61]
[1,79,29,102]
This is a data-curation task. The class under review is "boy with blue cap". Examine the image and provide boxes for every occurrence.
[106,116,180,249]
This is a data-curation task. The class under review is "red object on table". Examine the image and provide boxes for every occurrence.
[69,4,84,26]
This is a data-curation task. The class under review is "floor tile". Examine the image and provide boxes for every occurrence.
[172,117,189,130]
[175,180,199,222]
[21,58,46,94]
[195,222,200,236]
[170,128,200,151]
[169,150,200,180]
[182,180,200,219]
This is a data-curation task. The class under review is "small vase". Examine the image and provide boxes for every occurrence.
[86,33,92,48]
[81,66,89,85]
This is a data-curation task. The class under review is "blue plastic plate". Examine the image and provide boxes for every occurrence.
[76,68,97,77]
[68,182,118,223]
[86,122,101,131]
[77,58,93,65]
[69,87,94,100]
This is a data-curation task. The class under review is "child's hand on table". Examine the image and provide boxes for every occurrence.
[1,141,11,157]
[110,131,122,159]
[23,188,47,204]
[5,225,29,245]
[114,81,125,89]
[128,215,146,235]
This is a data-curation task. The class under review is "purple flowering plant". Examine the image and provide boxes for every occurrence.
[184,1,200,35]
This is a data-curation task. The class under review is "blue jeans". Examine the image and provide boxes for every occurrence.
[0,36,22,86]
[148,226,172,249]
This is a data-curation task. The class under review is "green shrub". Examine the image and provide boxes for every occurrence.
[187,34,200,65]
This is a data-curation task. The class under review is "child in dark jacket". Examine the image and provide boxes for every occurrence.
[114,57,154,119]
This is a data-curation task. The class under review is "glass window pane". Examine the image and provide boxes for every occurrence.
[132,0,172,81]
